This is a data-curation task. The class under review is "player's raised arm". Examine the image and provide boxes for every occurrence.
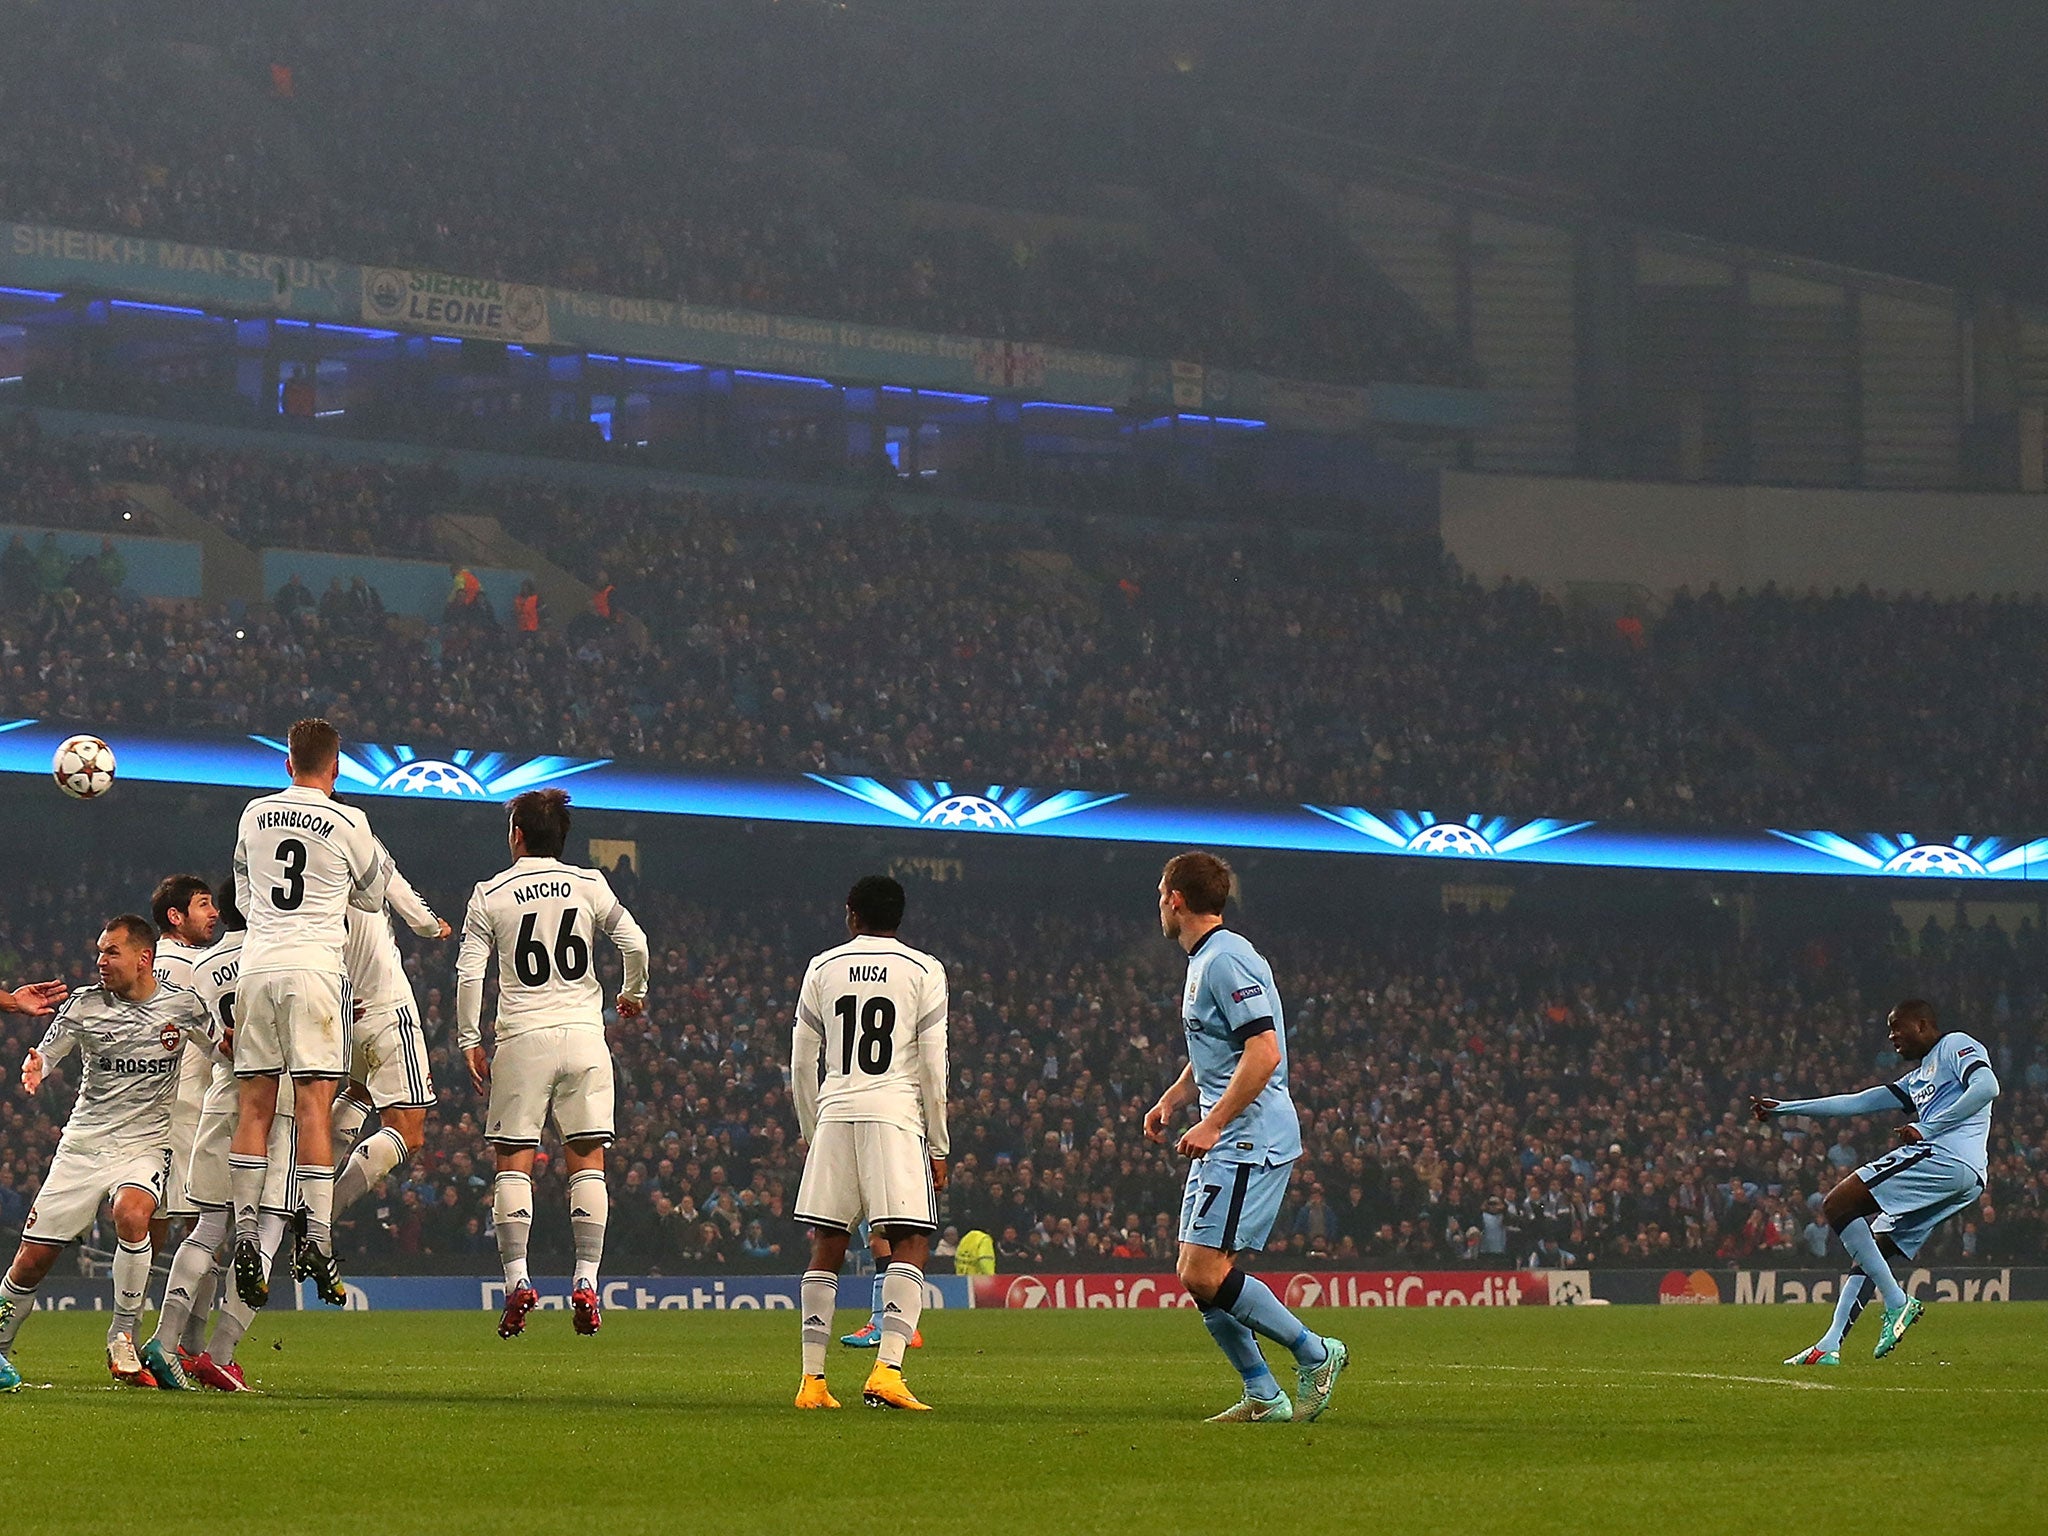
[789,965,825,1144]
[1751,1084,1907,1122]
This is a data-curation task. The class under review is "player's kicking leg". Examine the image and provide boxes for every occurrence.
[1821,1165,1941,1359]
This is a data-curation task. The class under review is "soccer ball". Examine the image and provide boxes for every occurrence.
[52,733,117,800]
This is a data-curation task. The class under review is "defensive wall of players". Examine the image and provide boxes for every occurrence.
[15,1266,2039,1312]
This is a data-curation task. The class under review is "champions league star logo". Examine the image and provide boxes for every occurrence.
[1768,830,2048,878]
[807,777,1122,833]
[249,738,609,801]
[1303,806,1593,860]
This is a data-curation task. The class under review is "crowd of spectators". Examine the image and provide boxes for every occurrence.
[10,415,2048,828]
[0,0,1463,388]
[1,851,2042,1276]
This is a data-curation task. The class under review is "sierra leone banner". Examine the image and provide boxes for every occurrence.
[361,265,551,344]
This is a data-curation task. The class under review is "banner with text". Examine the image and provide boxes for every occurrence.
[2,221,352,319]
[971,1270,1551,1309]
[295,1272,972,1312]
[362,266,551,345]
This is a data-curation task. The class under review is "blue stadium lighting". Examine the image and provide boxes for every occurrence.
[734,369,835,389]
[587,354,620,363]
[624,357,701,372]
[0,285,63,301]
[1211,416,1267,430]
[109,299,208,317]
[430,335,464,345]
[316,322,401,339]
[0,721,2040,881]
[883,386,990,404]
[274,318,312,328]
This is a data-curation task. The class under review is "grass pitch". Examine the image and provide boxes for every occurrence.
[3,1303,2045,1534]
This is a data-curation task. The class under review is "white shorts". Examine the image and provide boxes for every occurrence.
[185,1088,299,1214]
[795,1121,937,1235]
[236,969,347,1079]
[21,1140,173,1247]
[351,1004,436,1110]
[485,1028,614,1147]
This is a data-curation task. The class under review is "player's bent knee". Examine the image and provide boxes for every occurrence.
[10,1239,61,1287]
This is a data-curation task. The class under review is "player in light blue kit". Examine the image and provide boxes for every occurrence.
[1143,851,1346,1424]
[1753,998,1999,1363]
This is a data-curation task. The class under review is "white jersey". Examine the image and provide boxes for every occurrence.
[156,936,215,1116]
[792,934,949,1157]
[456,857,648,1048]
[233,786,390,977]
[190,930,245,1104]
[344,866,443,1017]
[35,982,221,1150]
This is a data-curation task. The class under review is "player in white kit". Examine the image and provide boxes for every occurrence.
[149,874,219,1260]
[327,856,449,1233]
[458,789,647,1340]
[144,878,298,1390]
[0,917,219,1390]
[791,875,949,1412]
[229,718,391,1309]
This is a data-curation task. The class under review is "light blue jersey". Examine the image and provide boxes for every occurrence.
[1889,1031,1995,1179]
[1181,928,1300,1166]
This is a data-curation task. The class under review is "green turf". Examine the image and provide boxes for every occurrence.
[3,1303,2045,1534]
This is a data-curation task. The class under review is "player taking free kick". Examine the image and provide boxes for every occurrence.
[459,789,648,1339]
[1753,997,1999,1363]
[1144,852,1346,1424]
[791,875,947,1411]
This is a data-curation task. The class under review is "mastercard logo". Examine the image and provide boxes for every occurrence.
[1658,1269,1721,1304]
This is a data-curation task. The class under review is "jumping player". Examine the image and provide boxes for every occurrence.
[1143,851,1346,1424]
[229,718,391,1308]
[1754,997,1998,1362]
[458,789,647,1340]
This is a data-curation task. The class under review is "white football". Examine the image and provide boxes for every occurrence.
[52,733,117,800]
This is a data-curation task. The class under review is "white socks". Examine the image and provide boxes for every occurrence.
[111,1239,152,1341]
[209,1212,290,1365]
[876,1263,924,1369]
[229,1155,267,1243]
[0,1275,35,1351]
[295,1164,335,1254]
[801,1271,837,1377]
[335,1126,409,1215]
[330,1095,371,1152]
[153,1209,229,1351]
[569,1170,607,1290]
[494,1172,534,1290]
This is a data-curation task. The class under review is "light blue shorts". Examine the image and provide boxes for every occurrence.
[1856,1143,1984,1256]
[1179,1156,1294,1253]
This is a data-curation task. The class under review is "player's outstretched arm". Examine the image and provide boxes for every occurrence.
[1753,1084,1907,1122]
[0,980,67,1015]
[1177,1030,1281,1158]
[382,856,448,939]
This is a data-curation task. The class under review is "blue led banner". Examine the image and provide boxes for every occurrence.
[0,721,2041,881]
